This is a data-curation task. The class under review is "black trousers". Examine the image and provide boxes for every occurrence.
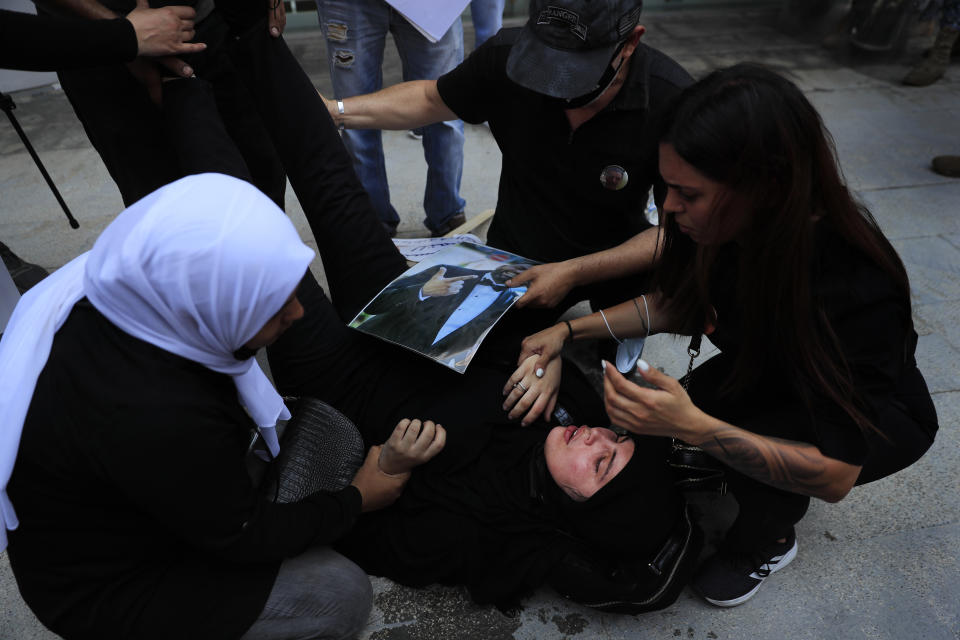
[58,10,285,209]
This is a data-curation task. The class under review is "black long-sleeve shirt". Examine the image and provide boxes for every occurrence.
[0,9,137,72]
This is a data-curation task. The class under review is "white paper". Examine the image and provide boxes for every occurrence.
[392,234,483,262]
[386,0,470,43]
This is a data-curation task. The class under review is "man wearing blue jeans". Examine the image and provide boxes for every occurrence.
[316,0,467,236]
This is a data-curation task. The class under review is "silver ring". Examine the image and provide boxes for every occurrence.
[514,381,528,392]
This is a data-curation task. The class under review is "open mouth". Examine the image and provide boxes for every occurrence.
[564,425,582,445]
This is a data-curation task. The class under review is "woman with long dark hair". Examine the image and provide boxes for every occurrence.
[508,63,938,607]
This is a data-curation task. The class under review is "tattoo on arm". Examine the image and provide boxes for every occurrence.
[700,427,832,496]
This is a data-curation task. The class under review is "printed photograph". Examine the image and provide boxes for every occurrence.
[349,243,539,373]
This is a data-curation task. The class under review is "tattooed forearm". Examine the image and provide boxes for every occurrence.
[699,427,833,498]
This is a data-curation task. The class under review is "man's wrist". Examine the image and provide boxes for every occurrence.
[560,258,586,288]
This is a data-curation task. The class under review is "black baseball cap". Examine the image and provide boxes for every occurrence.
[506,0,644,99]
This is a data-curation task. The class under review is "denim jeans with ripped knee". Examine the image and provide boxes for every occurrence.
[315,0,466,233]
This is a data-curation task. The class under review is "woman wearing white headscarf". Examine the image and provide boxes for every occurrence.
[0,174,406,639]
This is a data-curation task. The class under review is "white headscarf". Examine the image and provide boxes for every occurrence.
[0,173,315,551]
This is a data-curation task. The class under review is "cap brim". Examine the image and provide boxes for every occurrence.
[506,24,620,99]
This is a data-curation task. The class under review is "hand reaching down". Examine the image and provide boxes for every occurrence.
[506,261,578,309]
[517,322,569,378]
[378,419,447,475]
[127,0,205,58]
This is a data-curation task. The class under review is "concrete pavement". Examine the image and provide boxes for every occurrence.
[1,5,958,639]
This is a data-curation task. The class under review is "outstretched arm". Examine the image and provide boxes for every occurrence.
[34,0,201,103]
[519,290,678,371]
[2,3,203,71]
[603,362,861,502]
[507,227,663,309]
[322,79,458,131]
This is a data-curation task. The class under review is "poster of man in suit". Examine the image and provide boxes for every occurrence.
[349,243,538,373]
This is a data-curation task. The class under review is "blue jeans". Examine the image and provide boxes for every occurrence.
[470,0,505,48]
[316,0,466,232]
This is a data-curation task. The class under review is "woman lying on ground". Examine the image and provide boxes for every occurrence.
[324,361,699,615]
[508,63,939,608]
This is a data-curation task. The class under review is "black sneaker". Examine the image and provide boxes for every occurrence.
[429,212,466,238]
[1,241,48,294]
[694,530,798,607]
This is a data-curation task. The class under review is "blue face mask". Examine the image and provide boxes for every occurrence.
[615,294,651,374]
[615,337,646,373]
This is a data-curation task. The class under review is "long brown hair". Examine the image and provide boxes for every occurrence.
[652,64,911,435]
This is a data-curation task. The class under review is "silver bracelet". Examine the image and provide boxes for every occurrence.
[641,294,651,338]
[598,309,623,344]
[336,99,345,132]
[633,295,651,338]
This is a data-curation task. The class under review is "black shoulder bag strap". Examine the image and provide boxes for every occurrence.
[669,334,727,494]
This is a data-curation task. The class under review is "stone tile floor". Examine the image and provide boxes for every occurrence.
[1,4,958,639]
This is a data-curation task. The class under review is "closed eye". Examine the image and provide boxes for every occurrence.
[599,450,618,481]
[596,434,629,476]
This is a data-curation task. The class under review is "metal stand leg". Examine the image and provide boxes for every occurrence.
[0,90,79,228]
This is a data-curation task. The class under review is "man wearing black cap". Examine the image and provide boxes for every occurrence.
[323,0,692,324]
